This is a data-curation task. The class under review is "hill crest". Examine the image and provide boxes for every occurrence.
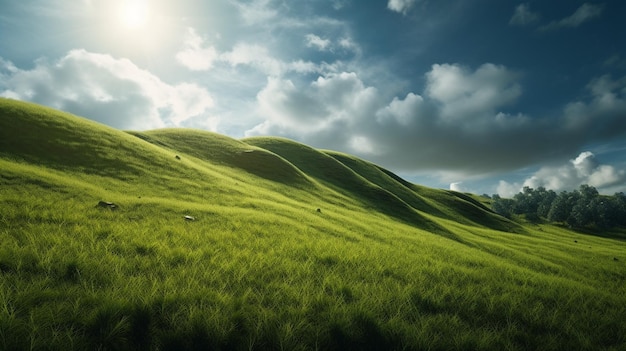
[0,98,518,234]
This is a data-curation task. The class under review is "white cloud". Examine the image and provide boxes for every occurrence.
[249,72,381,155]
[221,43,318,76]
[387,0,417,15]
[557,3,604,27]
[376,93,427,126]
[176,28,219,71]
[175,27,320,77]
[449,182,464,192]
[349,135,377,154]
[305,34,332,51]
[222,43,274,68]
[0,50,214,130]
[338,37,360,54]
[425,63,522,124]
[302,34,361,56]
[498,151,626,196]
[509,3,540,26]
[497,180,523,198]
[540,3,604,31]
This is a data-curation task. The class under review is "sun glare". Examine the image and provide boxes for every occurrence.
[119,0,150,29]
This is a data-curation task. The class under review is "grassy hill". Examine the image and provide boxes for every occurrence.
[1,98,625,350]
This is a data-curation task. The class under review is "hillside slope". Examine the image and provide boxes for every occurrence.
[1,98,625,351]
[244,136,451,235]
[130,129,312,187]
[324,150,520,233]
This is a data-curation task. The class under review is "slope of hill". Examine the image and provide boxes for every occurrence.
[1,98,625,351]
[244,136,450,235]
[129,129,312,187]
[324,150,521,233]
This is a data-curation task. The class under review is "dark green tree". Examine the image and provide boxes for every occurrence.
[537,188,557,218]
[491,194,515,218]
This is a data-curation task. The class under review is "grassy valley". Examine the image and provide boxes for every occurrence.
[1,98,625,350]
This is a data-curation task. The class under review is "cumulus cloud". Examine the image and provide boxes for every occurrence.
[175,28,319,77]
[425,63,522,123]
[387,0,417,15]
[251,72,379,136]
[221,43,318,76]
[498,151,626,196]
[305,34,332,51]
[176,28,219,71]
[540,3,604,31]
[303,34,360,56]
[509,3,540,26]
[0,50,214,130]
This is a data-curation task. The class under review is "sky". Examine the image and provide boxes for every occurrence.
[1,0,626,197]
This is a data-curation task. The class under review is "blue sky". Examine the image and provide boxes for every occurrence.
[1,0,626,196]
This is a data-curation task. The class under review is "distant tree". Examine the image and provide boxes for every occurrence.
[613,192,626,227]
[592,197,616,228]
[537,188,557,218]
[513,186,535,215]
[548,191,576,223]
[569,201,593,227]
[493,185,625,229]
[492,194,515,218]
[567,185,599,227]
[578,184,599,200]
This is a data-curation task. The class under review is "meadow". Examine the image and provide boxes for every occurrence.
[1,98,625,350]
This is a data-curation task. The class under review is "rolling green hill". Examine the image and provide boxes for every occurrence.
[1,98,625,350]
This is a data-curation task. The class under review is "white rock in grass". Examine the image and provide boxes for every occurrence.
[184,215,195,221]
[97,201,118,210]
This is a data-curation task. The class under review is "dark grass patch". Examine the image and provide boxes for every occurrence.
[322,313,402,351]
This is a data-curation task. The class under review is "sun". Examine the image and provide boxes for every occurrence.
[119,0,150,29]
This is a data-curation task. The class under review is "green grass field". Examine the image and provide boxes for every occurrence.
[1,98,625,350]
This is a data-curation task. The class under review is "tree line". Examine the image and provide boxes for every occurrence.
[490,185,626,229]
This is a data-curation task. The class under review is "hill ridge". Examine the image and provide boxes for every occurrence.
[0,97,516,234]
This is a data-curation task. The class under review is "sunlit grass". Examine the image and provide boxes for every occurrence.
[1,98,625,350]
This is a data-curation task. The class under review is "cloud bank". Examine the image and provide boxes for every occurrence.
[248,63,626,179]
[498,151,626,197]
[0,50,214,130]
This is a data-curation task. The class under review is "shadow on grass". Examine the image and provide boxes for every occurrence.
[323,313,402,351]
